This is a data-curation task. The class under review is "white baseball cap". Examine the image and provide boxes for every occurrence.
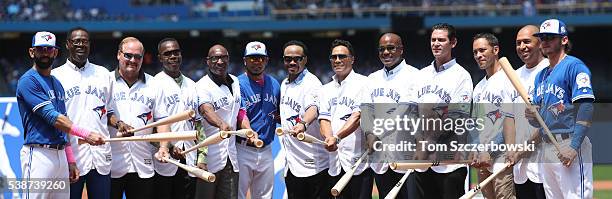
[32,31,59,48]
[244,41,267,57]
[534,19,568,37]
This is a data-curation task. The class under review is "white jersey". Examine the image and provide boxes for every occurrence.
[152,72,200,177]
[109,71,167,179]
[512,59,548,184]
[51,60,115,176]
[318,70,369,177]
[279,69,329,177]
[195,74,241,173]
[414,59,473,173]
[364,60,419,174]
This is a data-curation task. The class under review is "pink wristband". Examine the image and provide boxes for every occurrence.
[237,109,247,121]
[70,125,91,139]
[65,145,76,163]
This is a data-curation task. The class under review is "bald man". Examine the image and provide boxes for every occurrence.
[363,33,420,198]
[508,25,548,199]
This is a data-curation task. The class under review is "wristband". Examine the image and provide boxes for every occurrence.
[65,145,76,163]
[70,125,91,139]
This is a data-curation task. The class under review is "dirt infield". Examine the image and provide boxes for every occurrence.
[595,181,612,190]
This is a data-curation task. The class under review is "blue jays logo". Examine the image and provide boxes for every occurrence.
[137,111,152,125]
[286,114,301,126]
[485,109,503,124]
[251,44,262,50]
[41,34,53,41]
[340,113,352,121]
[432,106,448,119]
[92,105,107,119]
[547,100,565,119]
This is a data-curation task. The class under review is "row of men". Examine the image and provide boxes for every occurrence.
[15,17,593,199]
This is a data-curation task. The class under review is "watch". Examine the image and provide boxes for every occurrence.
[299,120,308,130]
[333,135,341,144]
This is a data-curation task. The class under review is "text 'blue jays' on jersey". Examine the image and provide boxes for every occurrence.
[239,74,281,146]
[16,68,68,145]
[533,55,595,134]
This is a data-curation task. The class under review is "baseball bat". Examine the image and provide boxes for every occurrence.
[389,160,473,170]
[331,150,369,196]
[296,133,326,145]
[275,127,295,136]
[127,110,196,133]
[384,170,412,199]
[180,131,230,155]
[104,130,197,142]
[1,102,11,130]
[499,57,561,151]
[223,129,255,138]
[459,163,512,199]
[161,157,215,182]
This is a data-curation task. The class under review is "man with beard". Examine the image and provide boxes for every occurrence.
[51,27,132,199]
[17,31,105,199]
[236,41,280,199]
[109,37,172,199]
[152,38,199,199]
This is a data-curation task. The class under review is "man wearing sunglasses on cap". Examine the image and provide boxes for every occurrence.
[319,39,373,199]
[525,18,594,199]
[236,41,280,199]
[108,37,172,199]
[279,40,330,199]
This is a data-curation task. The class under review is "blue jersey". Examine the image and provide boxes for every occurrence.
[16,68,68,145]
[238,74,280,146]
[532,55,595,134]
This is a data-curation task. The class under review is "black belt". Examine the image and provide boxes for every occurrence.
[27,144,66,150]
[543,134,570,143]
[236,137,265,148]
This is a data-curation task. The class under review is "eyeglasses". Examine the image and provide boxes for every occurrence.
[69,39,89,45]
[329,54,350,61]
[162,49,181,57]
[33,46,55,53]
[283,56,304,63]
[120,51,143,60]
[378,45,401,53]
[208,55,229,62]
[539,35,559,41]
[246,56,266,62]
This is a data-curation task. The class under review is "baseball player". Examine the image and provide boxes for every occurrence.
[108,37,172,199]
[194,44,250,199]
[363,33,419,198]
[470,33,516,199]
[526,19,594,199]
[237,41,280,199]
[279,40,330,199]
[17,31,105,199]
[151,38,200,199]
[508,25,548,199]
[51,27,131,199]
[412,23,473,199]
[319,39,373,199]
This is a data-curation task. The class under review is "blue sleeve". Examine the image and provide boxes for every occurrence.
[34,103,61,126]
[569,61,595,102]
[570,101,593,150]
[16,76,52,113]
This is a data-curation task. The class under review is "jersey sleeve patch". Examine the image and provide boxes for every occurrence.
[576,72,592,89]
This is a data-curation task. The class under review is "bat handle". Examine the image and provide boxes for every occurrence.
[534,111,562,151]
[254,139,264,148]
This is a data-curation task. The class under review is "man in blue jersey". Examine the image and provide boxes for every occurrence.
[526,18,594,199]
[16,31,105,199]
[236,41,281,199]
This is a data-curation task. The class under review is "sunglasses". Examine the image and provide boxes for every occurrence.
[329,54,350,61]
[162,49,181,57]
[120,51,143,60]
[208,55,229,62]
[283,56,304,63]
[33,46,55,53]
[378,45,401,53]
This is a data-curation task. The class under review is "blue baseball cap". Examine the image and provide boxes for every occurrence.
[533,19,568,37]
[244,41,267,57]
[32,31,59,48]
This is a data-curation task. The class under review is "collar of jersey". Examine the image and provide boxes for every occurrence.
[208,71,234,87]
[66,59,90,71]
[431,58,456,72]
[114,67,146,83]
[332,69,357,86]
[287,68,309,85]
[383,59,406,78]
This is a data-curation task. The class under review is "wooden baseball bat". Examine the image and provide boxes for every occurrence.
[161,157,215,182]
[389,160,473,170]
[331,150,369,196]
[499,57,561,151]
[223,129,255,138]
[297,133,326,145]
[104,130,197,142]
[459,163,512,199]
[275,127,295,136]
[127,110,196,133]
[180,131,230,155]
[384,170,412,199]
